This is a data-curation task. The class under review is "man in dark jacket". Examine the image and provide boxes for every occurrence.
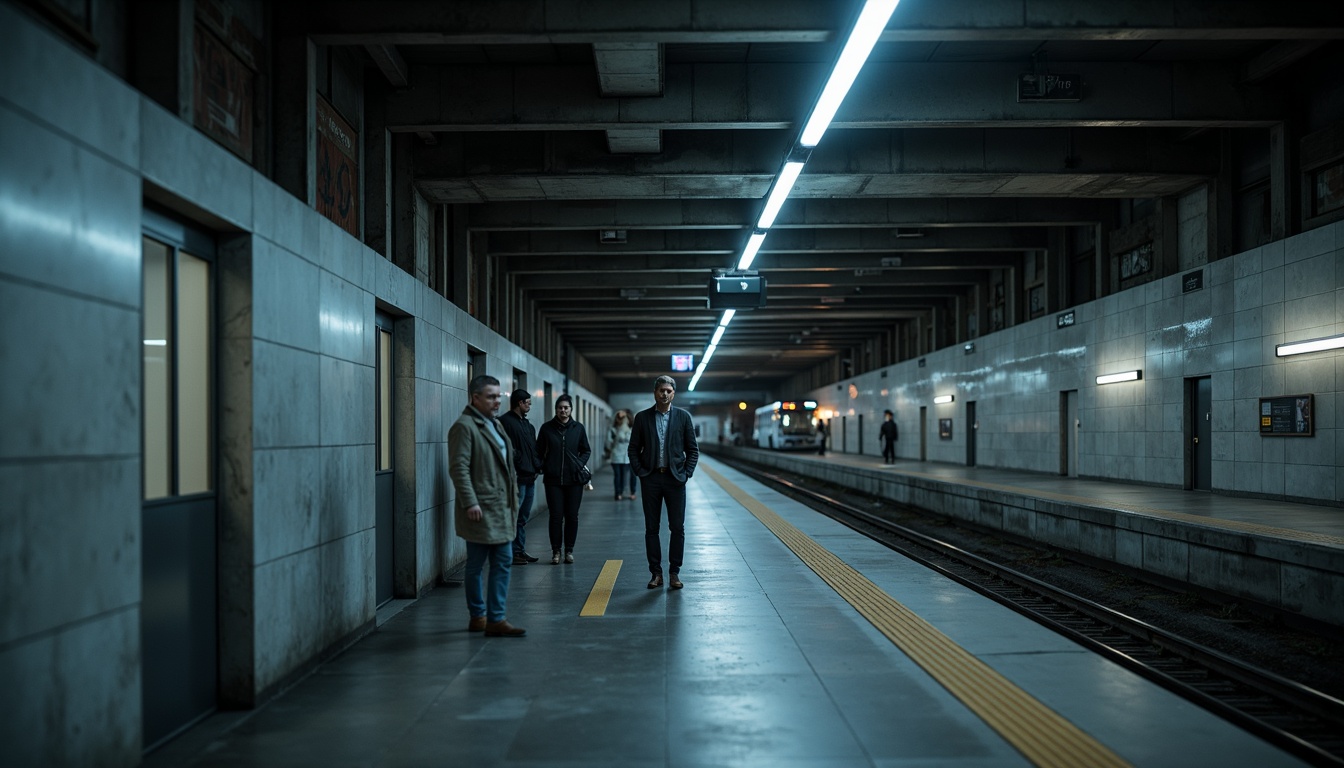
[879,409,899,465]
[628,375,699,590]
[500,389,543,564]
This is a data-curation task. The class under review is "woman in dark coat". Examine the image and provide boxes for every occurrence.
[536,394,592,564]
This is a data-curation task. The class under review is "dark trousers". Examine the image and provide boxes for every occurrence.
[612,462,636,495]
[882,438,896,463]
[641,470,686,574]
[545,483,583,553]
[512,480,536,553]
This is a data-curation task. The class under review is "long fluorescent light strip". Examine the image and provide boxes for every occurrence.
[1096,370,1142,385]
[699,0,900,389]
[711,326,726,346]
[737,231,768,270]
[799,0,900,147]
[757,161,805,229]
[933,394,954,404]
[719,309,735,326]
[1276,333,1344,357]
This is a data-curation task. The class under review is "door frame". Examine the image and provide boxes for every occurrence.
[140,207,220,752]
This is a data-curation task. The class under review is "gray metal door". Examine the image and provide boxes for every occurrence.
[375,316,395,605]
[140,213,217,750]
[965,401,977,467]
[1191,377,1213,490]
[1063,390,1079,476]
[918,406,927,461]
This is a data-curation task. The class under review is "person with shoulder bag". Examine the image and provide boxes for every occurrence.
[535,394,591,565]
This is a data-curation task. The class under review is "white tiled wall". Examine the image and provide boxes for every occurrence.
[0,6,607,764]
[802,224,1342,504]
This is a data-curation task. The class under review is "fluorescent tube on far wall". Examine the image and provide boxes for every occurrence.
[933,394,954,404]
[1096,370,1142,385]
[1276,333,1344,357]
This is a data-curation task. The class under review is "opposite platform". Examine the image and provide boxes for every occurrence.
[149,457,1309,768]
[709,445,1344,627]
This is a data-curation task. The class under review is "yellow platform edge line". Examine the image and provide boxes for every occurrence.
[701,464,1133,768]
[579,560,623,617]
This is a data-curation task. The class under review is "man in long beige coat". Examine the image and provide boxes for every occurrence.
[449,375,525,637]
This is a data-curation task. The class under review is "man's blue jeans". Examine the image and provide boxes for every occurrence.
[464,541,513,623]
[512,481,536,554]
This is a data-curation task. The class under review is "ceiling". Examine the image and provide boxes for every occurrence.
[286,0,1344,392]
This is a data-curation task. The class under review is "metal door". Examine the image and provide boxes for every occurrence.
[918,406,927,461]
[1063,390,1079,476]
[375,315,395,605]
[1190,377,1212,490]
[140,213,217,750]
[965,401,977,467]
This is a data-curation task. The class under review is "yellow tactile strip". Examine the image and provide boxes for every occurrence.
[702,464,1133,768]
[888,467,1344,548]
[580,560,623,617]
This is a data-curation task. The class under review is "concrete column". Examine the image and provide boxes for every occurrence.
[390,132,416,275]
[1269,122,1293,241]
[450,206,470,309]
[273,36,315,206]
[362,80,390,258]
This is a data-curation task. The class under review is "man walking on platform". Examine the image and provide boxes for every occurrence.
[628,376,699,590]
[500,389,542,564]
[449,375,526,637]
[880,409,899,465]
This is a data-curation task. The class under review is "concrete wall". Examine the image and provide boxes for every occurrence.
[802,222,1342,506]
[0,6,607,765]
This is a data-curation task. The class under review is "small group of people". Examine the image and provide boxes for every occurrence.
[816,409,900,463]
[448,374,700,637]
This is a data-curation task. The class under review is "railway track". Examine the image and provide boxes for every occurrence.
[720,457,1344,767]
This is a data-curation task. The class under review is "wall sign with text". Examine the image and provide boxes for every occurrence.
[1259,394,1314,436]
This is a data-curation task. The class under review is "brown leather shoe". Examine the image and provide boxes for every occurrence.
[468,616,486,632]
[647,572,663,589]
[484,620,526,637]
[668,573,683,590]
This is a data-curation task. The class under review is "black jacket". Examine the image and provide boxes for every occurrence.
[628,406,699,483]
[536,418,592,486]
[499,409,542,483]
[880,420,898,442]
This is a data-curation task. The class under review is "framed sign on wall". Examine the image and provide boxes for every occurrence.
[1260,394,1314,436]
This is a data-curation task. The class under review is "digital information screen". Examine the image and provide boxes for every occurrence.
[671,354,694,372]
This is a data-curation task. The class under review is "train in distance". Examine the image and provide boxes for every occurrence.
[754,400,820,450]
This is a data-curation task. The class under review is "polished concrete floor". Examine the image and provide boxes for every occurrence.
[149,457,1311,767]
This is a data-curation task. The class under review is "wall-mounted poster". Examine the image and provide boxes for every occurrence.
[938,418,953,439]
[316,96,360,237]
[1260,394,1314,436]
[1119,242,1153,280]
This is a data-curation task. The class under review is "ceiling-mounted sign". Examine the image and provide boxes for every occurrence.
[1057,310,1075,328]
[671,354,694,372]
[1018,72,1081,102]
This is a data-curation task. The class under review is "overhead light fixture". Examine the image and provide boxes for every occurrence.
[933,394,954,404]
[711,325,726,346]
[1096,370,1142,385]
[799,0,901,147]
[757,161,805,229]
[963,342,975,354]
[719,309,736,327]
[737,230,768,270]
[1276,332,1344,357]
